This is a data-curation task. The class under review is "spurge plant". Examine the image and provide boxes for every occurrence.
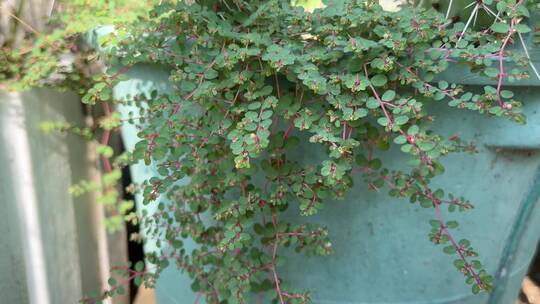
[82,0,540,303]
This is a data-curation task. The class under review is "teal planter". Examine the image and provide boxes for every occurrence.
[114,61,540,303]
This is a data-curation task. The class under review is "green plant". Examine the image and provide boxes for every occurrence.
[59,0,540,302]
[0,0,151,90]
[1,0,156,231]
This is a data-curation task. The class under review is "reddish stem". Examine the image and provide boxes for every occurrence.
[100,102,112,173]
[364,63,392,124]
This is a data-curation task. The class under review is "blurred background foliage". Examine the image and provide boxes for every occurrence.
[0,0,152,90]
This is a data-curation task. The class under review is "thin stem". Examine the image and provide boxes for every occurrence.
[270,212,285,304]
[481,5,540,82]
[100,102,113,173]
[518,33,540,81]
[274,72,281,99]
[445,0,453,20]
[496,18,516,107]
[7,11,40,35]
[457,4,479,44]
[418,177,484,288]
[364,63,392,124]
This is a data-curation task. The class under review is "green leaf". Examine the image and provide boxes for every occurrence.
[395,115,409,125]
[417,141,436,151]
[116,286,125,295]
[369,159,382,170]
[516,24,531,34]
[420,198,432,208]
[491,23,510,33]
[407,125,419,135]
[377,117,389,126]
[204,69,218,79]
[135,261,145,272]
[446,221,459,229]
[500,90,514,99]
[401,144,413,153]
[459,239,471,248]
[454,259,466,269]
[108,278,117,286]
[381,90,395,101]
[438,80,449,90]
[456,39,468,48]
[394,135,407,144]
[248,102,261,110]
[484,68,499,78]
[371,74,387,87]
[443,245,457,254]
[367,98,380,109]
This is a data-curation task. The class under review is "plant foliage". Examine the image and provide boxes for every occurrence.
[1,0,154,231]
[0,0,150,90]
[35,0,540,302]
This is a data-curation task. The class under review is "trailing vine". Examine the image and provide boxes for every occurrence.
[76,0,539,302]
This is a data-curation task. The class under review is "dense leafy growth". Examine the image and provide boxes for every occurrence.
[0,0,151,90]
[62,0,540,302]
[1,0,154,231]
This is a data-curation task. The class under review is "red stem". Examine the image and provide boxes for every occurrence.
[496,18,516,108]
[100,102,112,173]
[364,63,392,124]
